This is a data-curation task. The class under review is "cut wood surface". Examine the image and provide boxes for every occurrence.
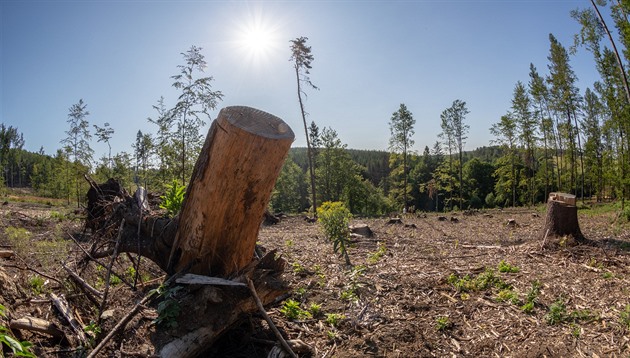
[171,106,294,276]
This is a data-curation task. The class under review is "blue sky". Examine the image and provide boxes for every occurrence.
[1,0,601,159]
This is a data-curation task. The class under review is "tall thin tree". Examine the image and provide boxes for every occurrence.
[389,103,415,212]
[290,36,319,215]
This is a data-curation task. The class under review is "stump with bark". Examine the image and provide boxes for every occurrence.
[83,106,295,357]
[541,192,584,248]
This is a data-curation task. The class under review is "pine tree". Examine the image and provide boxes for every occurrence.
[388,103,415,212]
[290,37,319,215]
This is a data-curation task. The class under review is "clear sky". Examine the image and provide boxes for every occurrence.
[1,0,601,160]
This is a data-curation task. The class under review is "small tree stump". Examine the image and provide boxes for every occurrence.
[541,192,584,246]
[350,224,373,237]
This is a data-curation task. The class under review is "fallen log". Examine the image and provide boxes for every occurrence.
[10,316,65,339]
[0,250,14,258]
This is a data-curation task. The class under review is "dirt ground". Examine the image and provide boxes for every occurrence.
[1,199,629,357]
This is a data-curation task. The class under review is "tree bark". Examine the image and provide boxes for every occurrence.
[541,193,584,244]
[169,106,294,275]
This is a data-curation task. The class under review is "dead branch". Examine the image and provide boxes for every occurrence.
[50,292,89,346]
[10,316,65,339]
[246,277,297,358]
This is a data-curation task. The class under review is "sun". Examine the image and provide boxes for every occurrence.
[241,27,273,56]
[233,10,283,68]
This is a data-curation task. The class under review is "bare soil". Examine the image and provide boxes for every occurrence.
[1,200,629,357]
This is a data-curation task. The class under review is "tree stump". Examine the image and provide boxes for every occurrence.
[170,106,295,276]
[541,192,584,246]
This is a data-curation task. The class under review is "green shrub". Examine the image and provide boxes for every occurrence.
[485,192,496,208]
[317,201,352,265]
[160,180,186,217]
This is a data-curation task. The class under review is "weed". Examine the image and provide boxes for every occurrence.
[496,288,520,305]
[521,301,535,313]
[570,323,581,338]
[29,275,46,295]
[153,285,183,329]
[285,239,294,248]
[280,299,311,320]
[367,242,387,265]
[498,260,520,273]
[339,288,358,302]
[308,303,322,317]
[325,313,345,327]
[292,262,306,274]
[326,330,339,341]
[620,305,630,329]
[83,321,102,347]
[435,316,452,331]
[546,299,568,325]
[4,227,31,255]
[294,287,307,300]
[525,280,542,304]
[448,268,510,293]
[602,272,614,279]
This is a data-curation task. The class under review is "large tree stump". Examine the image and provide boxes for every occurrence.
[541,192,584,246]
[169,106,294,276]
[83,106,295,357]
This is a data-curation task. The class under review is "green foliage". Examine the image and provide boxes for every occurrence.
[0,304,36,357]
[153,285,183,329]
[498,260,520,273]
[435,316,452,331]
[160,180,186,217]
[545,298,597,325]
[495,288,520,305]
[324,313,345,327]
[521,280,542,313]
[29,275,46,295]
[545,299,568,325]
[447,268,510,293]
[308,303,322,318]
[367,242,387,265]
[317,201,352,265]
[280,299,311,320]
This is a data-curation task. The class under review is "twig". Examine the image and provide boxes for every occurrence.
[99,220,125,322]
[62,263,103,299]
[540,229,550,250]
[246,277,297,358]
[1,263,63,285]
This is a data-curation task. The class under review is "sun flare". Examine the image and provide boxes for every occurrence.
[233,11,283,68]
[241,28,273,56]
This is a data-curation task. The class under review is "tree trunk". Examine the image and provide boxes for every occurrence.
[541,192,584,247]
[169,106,294,276]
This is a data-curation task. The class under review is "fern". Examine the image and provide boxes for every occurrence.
[160,180,186,217]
